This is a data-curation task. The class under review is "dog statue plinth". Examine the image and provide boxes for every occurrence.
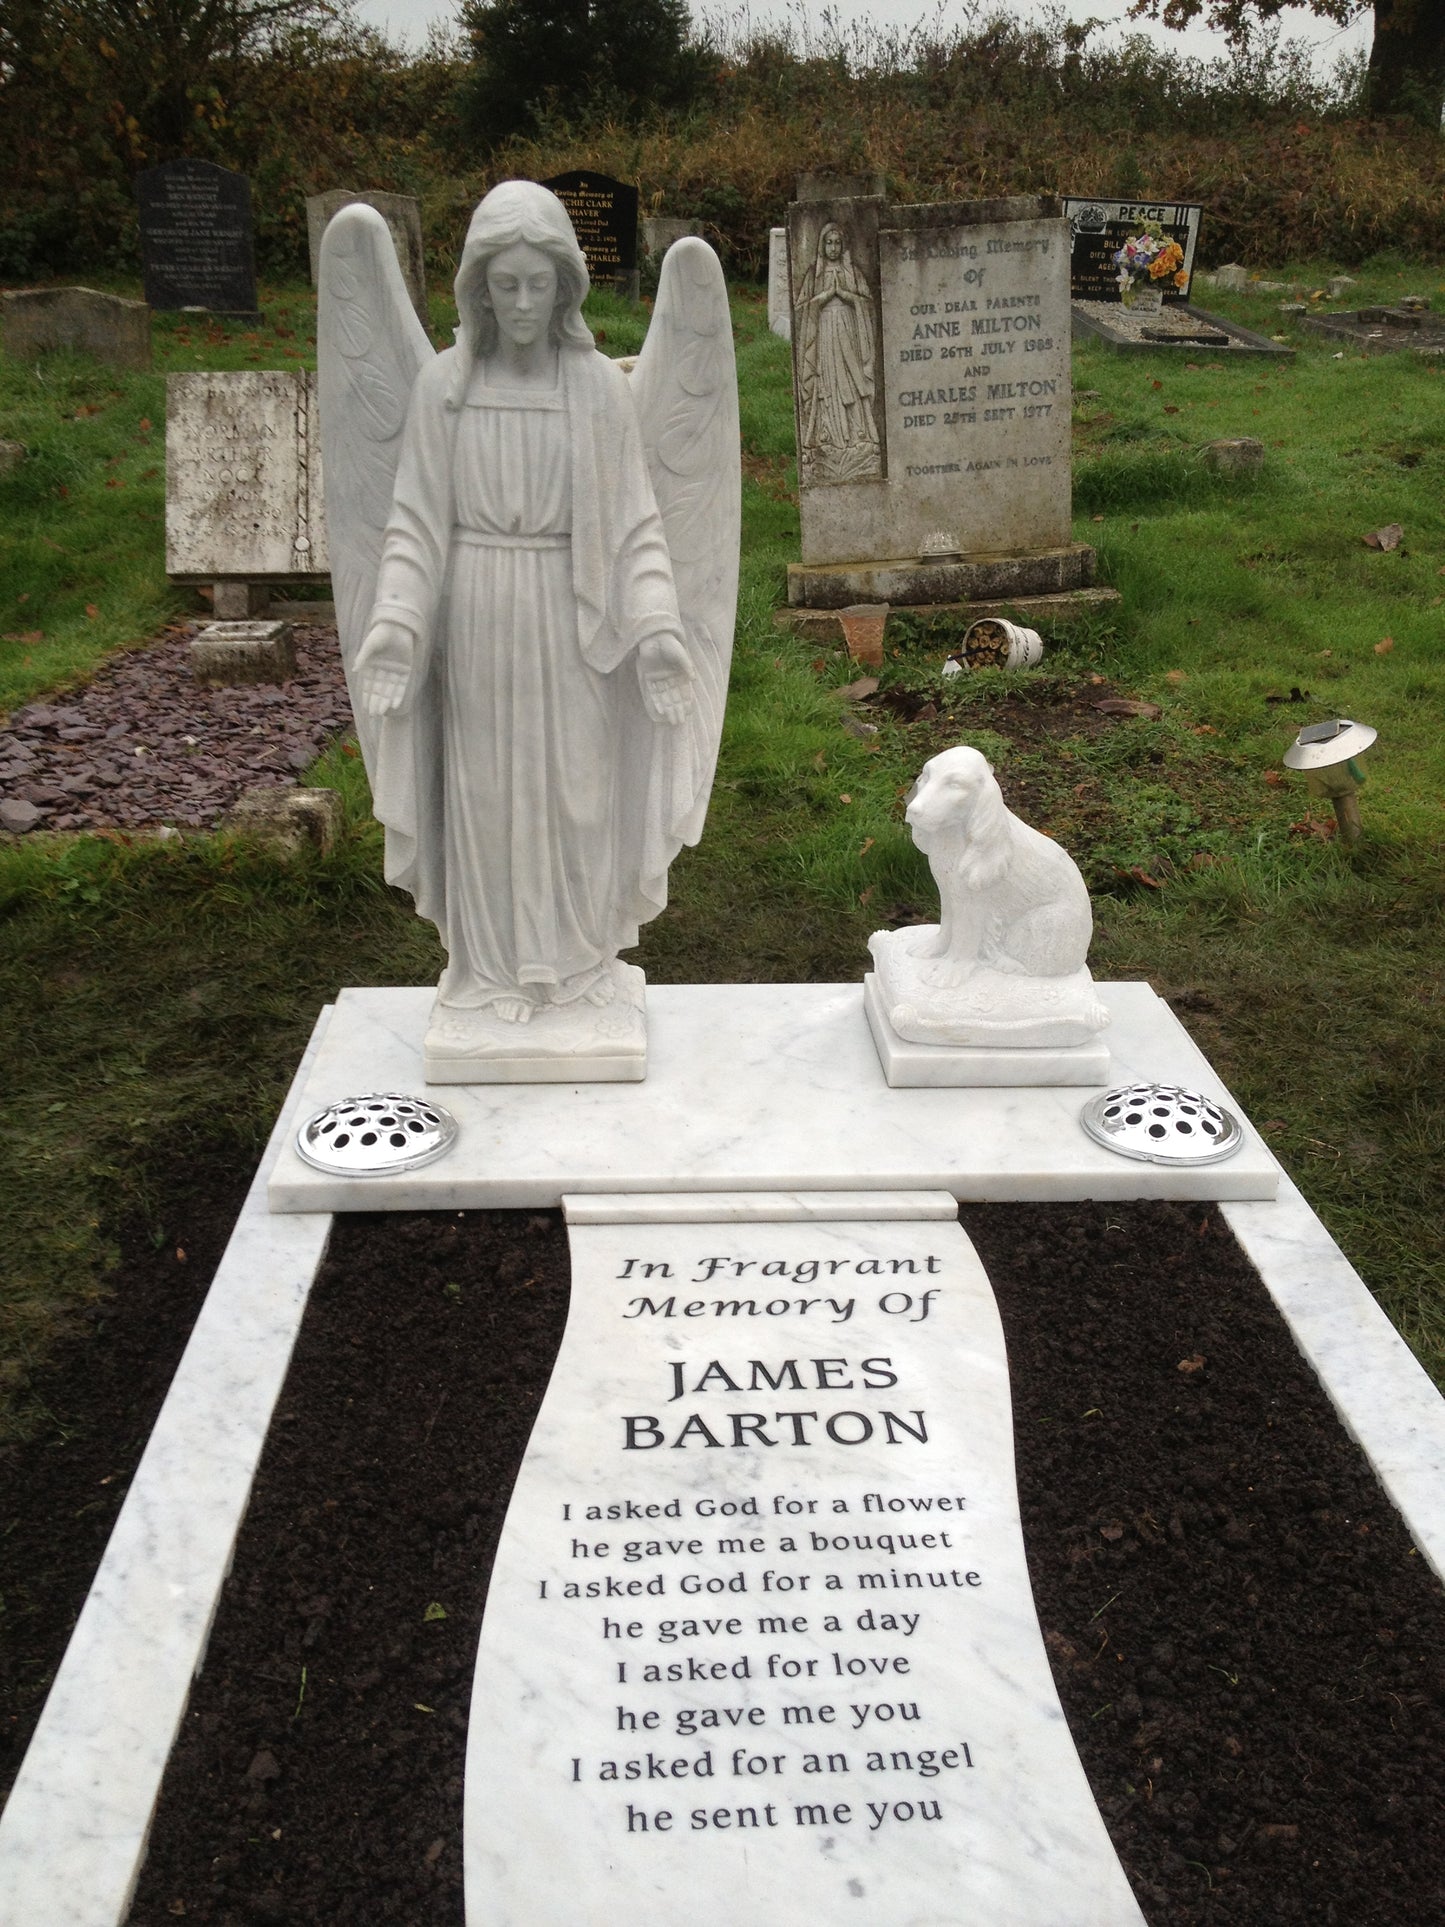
[866,745,1112,1087]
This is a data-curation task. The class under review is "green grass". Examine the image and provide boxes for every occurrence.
[0,268,1442,1445]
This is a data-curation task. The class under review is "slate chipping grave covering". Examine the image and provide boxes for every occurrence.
[541,169,639,286]
[137,158,260,318]
[166,370,329,583]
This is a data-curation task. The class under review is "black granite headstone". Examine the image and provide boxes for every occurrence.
[137,159,260,318]
[1063,197,1201,306]
[540,170,638,285]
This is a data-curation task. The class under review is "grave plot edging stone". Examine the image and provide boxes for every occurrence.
[1222,1175,1445,1585]
[0,1015,336,1927]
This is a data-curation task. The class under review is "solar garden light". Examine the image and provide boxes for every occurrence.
[1282,717,1377,844]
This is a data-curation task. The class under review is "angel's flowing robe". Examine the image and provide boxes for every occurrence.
[367,345,684,1011]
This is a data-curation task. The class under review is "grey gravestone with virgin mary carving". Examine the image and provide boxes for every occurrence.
[137,159,260,318]
[786,187,1096,612]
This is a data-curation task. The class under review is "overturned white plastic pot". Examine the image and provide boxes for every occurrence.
[961,617,1044,670]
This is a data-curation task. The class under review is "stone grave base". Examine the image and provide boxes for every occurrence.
[423,960,647,1084]
[774,583,1119,644]
[1301,309,1445,357]
[786,540,1096,611]
[863,972,1111,1086]
[1070,300,1292,357]
[266,980,1279,1212]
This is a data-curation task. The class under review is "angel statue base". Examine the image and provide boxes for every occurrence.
[319,182,739,1082]
[865,746,1112,1089]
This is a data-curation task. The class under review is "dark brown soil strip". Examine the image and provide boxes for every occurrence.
[0,1148,252,1805]
[21,1201,1445,1926]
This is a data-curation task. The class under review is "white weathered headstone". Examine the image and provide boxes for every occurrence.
[464,1198,1147,1924]
[786,194,1088,611]
[165,371,329,585]
[767,228,791,340]
[306,190,428,325]
[0,287,151,372]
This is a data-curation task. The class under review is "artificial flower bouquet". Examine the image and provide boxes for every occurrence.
[1114,223,1189,305]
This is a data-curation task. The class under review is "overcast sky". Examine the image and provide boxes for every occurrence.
[351,0,1370,73]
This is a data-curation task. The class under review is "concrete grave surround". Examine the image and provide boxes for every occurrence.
[165,370,329,583]
[266,981,1279,1212]
[788,195,1075,577]
[4,1003,1445,1926]
[1070,300,1293,358]
[306,189,428,325]
[0,287,151,372]
[463,1200,1148,1925]
[136,158,259,317]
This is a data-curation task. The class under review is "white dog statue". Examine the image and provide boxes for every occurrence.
[868,745,1110,1048]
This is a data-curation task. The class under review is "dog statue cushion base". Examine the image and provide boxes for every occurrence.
[867,745,1112,1087]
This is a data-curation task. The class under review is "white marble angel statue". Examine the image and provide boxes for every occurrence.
[318,181,739,1082]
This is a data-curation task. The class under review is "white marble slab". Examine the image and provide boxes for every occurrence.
[864,972,1112,1086]
[464,1210,1146,1925]
[267,981,1280,1211]
[565,1191,961,1225]
[1223,1174,1445,1584]
[0,1023,335,1927]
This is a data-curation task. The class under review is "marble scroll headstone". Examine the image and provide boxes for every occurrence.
[165,371,329,586]
[464,1198,1146,1924]
[137,159,260,318]
[785,191,1093,612]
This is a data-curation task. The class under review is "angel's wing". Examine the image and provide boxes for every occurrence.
[629,237,740,845]
[317,204,434,768]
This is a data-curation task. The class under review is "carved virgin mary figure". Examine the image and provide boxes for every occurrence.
[318,182,739,1080]
[796,221,880,486]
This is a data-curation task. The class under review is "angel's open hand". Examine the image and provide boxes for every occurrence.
[356,618,415,717]
[638,631,695,725]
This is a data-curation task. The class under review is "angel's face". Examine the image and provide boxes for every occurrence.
[483,241,559,349]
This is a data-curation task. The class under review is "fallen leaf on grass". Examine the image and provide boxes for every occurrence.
[1165,670,1187,685]
[1263,769,1284,786]
[1191,724,1217,735]
[838,793,853,804]
[859,837,875,856]
[834,676,879,702]
[85,603,99,619]
[1374,636,1394,654]
[3,630,44,644]
[1163,404,1179,414]
[1117,865,1164,889]
[1094,698,1162,720]
[1290,816,1337,841]
[840,713,879,740]
[1177,1355,1206,1374]
[1363,523,1403,551]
